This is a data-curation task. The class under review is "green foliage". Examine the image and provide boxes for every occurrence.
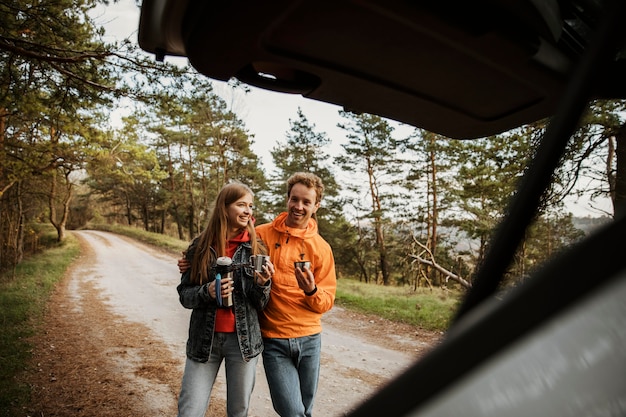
[266,107,341,214]
[336,111,407,285]
[0,0,192,268]
[99,76,270,240]
[507,213,586,285]
[268,107,338,208]
[3,3,622,320]
[335,279,459,331]
[0,227,80,415]
[266,107,358,277]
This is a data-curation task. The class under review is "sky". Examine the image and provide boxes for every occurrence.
[91,0,612,217]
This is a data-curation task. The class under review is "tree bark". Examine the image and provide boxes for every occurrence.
[614,123,626,218]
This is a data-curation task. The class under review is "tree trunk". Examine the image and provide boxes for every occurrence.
[142,201,149,231]
[125,192,132,226]
[614,123,626,218]
[429,138,439,286]
[429,138,438,257]
[49,169,73,242]
[16,181,24,264]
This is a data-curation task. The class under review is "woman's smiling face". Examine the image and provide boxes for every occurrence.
[226,193,254,230]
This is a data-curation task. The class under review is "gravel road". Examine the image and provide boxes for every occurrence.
[29,230,439,417]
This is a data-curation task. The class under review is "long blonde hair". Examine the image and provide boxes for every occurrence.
[190,182,264,284]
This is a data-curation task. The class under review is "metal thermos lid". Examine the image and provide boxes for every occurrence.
[216,256,232,266]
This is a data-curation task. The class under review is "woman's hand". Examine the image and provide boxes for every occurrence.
[256,260,275,286]
[207,277,234,299]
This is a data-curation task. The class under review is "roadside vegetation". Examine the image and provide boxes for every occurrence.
[337,279,459,331]
[1,223,457,415]
[0,225,80,416]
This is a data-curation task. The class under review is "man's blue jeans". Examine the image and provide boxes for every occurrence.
[177,332,258,417]
[262,333,322,417]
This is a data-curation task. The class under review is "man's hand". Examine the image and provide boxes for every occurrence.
[295,264,316,295]
[178,252,190,274]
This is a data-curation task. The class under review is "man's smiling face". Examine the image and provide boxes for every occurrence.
[285,183,319,229]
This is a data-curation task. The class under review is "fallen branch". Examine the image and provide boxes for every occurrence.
[410,238,472,289]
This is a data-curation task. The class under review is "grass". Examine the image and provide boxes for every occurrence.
[0,225,81,416]
[1,222,459,415]
[336,279,460,331]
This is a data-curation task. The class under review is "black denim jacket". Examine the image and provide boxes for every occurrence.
[177,239,271,362]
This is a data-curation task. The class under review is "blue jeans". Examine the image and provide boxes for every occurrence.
[177,332,259,417]
[262,333,322,417]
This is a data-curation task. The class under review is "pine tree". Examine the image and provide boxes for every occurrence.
[267,108,355,274]
[336,111,405,285]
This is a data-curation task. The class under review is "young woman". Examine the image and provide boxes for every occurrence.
[176,181,274,417]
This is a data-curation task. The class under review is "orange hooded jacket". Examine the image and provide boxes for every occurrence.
[256,212,336,338]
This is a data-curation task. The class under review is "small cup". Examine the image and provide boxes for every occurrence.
[294,261,311,271]
[250,255,270,272]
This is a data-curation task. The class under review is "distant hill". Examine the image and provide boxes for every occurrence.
[572,216,612,234]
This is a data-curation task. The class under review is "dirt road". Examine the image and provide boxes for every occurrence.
[21,230,440,417]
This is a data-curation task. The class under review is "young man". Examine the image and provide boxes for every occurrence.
[256,172,337,417]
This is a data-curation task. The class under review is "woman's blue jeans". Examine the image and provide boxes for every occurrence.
[177,332,258,417]
[262,333,322,417]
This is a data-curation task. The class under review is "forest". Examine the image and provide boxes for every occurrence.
[1,0,624,292]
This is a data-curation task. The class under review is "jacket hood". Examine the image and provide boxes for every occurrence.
[271,212,319,240]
